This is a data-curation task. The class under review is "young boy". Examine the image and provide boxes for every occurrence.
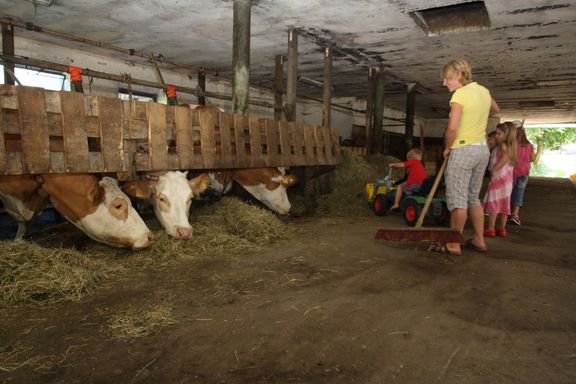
[388,148,427,211]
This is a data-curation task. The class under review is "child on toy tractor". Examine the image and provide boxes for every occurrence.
[388,148,427,211]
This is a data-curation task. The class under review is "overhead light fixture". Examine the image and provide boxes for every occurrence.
[26,0,53,6]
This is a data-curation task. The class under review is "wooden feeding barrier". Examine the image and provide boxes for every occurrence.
[0,85,341,177]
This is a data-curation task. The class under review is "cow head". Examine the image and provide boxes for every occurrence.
[39,174,153,249]
[232,167,299,214]
[122,171,210,239]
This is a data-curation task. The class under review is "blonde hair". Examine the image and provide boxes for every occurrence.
[496,122,518,166]
[407,148,422,161]
[441,58,473,85]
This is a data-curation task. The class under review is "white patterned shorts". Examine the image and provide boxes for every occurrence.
[445,144,490,211]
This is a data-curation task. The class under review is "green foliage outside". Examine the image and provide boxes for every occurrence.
[525,127,576,177]
[526,127,576,150]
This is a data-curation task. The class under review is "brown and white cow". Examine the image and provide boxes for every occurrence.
[203,167,299,214]
[0,174,153,249]
[122,171,211,239]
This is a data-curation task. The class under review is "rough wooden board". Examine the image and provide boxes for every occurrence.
[265,119,279,166]
[60,91,90,172]
[199,109,216,169]
[304,124,317,165]
[219,112,232,168]
[248,116,263,167]
[315,125,327,165]
[0,85,18,109]
[174,105,193,169]
[323,126,334,164]
[98,97,124,172]
[17,86,51,173]
[294,122,306,165]
[278,120,290,166]
[0,106,5,172]
[234,114,248,168]
[147,102,168,170]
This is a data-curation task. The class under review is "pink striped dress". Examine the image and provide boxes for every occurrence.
[483,150,514,215]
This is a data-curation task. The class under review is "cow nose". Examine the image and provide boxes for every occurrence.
[146,232,155,244]
[176,227,192,239]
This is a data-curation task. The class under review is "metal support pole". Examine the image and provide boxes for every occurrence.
[2,21,15,85]
[372,66,386,154]
[232,0,251,115]
[322,46,333,130]
[405,83,417,153]
[285,27,298,122]
[365,67,376,154]
[274,54,284,121]
[198,71,206,105]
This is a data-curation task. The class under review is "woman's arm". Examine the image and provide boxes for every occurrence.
[489,97,500,117]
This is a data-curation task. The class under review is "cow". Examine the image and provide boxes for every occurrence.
[121,171,211,239]
[201,167,299,214]
[0,174,153,249]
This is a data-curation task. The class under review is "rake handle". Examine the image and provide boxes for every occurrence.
[414,156,448,228]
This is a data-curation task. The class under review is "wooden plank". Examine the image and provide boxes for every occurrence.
[147,102,168,171]
[234,114,248,168]
[5,152,23,174]
[98,96,124,172]
[174,105,193,169]
[17,86,51,173]
[0,105,5,172]
[0,85,18,109]
[1,109,19,134]
[323,126,334,164]
[50,152,66,173]
[303,124,316,165]
[248,116,263,167]
[44,90,61,113]
[265,118,279,166]
[278,120,290,166]
[60,91,90,172]
[219,112,233,168]
[47,113,63,136]
[294,122,306,165]
[199,108,216,169]
[314,124,327,165]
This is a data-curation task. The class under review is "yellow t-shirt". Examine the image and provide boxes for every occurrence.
[449,82,491,148]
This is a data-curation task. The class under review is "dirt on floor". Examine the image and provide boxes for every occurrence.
[1,177,575,384]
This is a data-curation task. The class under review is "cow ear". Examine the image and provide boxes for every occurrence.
[88,184,105,205]
[189,173,211,197]
[122,180,153,200]
[282,174,299,187]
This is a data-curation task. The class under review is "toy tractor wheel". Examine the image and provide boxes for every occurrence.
[404,201,421,227]
[374,194,391,216]
[434,202,450,226]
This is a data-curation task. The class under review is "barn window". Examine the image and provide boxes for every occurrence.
[0,65,69,91]
[409,1,491,36]
[118,88,157,102]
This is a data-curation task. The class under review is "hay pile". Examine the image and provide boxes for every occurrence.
[0,241,118,307]
[316,149,402,216]
[101,303,177,340]
[0,197,295,307]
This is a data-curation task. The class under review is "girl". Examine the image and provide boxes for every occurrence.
[509,124,534,225]
[482,122,518,237]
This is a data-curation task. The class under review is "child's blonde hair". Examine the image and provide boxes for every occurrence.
[407,148,422,161]
[496,122,518,166]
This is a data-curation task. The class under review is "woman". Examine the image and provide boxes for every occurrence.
[430,58,500,255]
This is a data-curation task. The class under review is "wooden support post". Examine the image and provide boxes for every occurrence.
[372,66,385,154]
[198,71,206,105]
[405,83,416,153]
[365,67,375,154]
[274,54,284,121]
[232,0,251,115]
[2,21,15,85]
[285,27,298,122]
[322,46,332,130]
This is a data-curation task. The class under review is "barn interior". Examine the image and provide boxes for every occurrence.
[1,1,576,383]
